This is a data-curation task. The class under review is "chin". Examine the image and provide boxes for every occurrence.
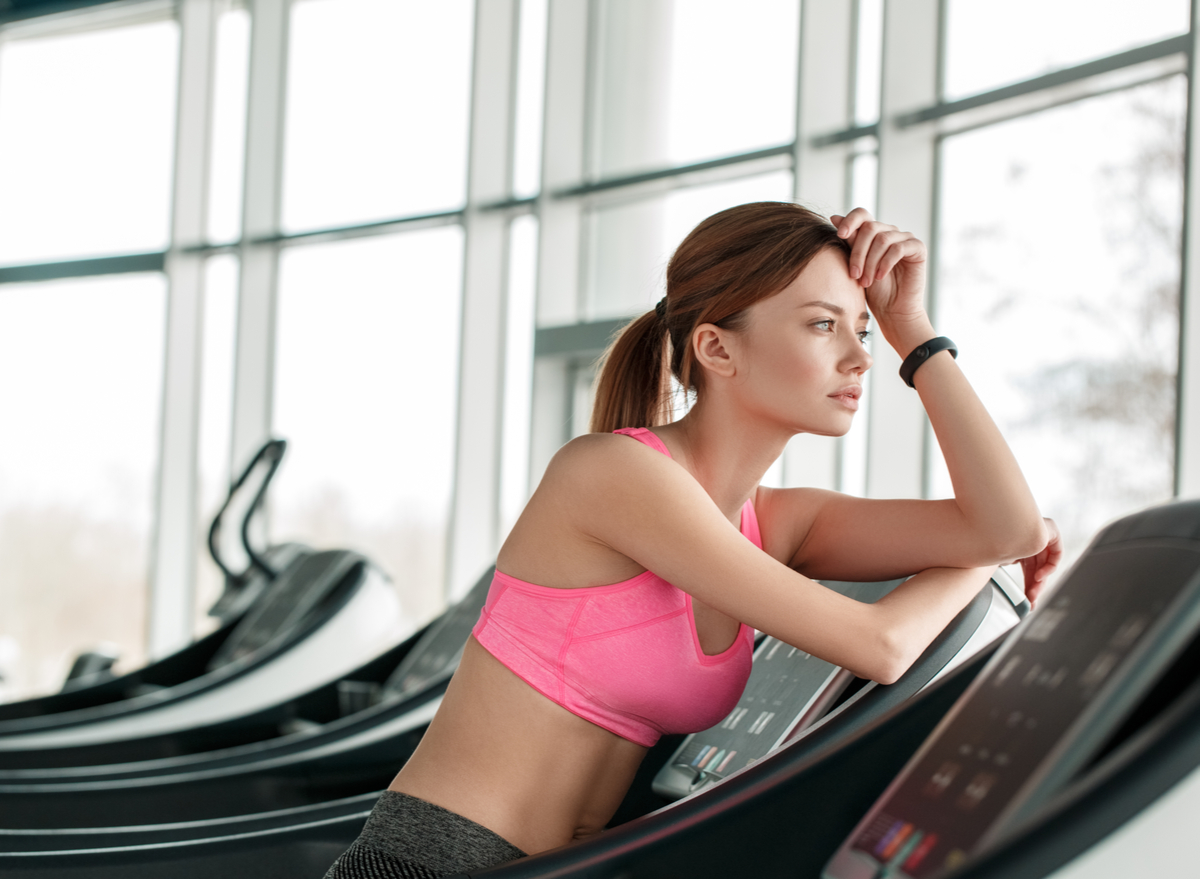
[797,421,853,439]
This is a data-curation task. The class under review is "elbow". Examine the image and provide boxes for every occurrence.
[990,515,1049,564]
[864,627,914,686]
[993,513,1051,561]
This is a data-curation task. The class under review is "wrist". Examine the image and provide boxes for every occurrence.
[879,313,937,357]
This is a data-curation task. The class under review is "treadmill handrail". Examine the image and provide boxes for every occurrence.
[207,437,287,587]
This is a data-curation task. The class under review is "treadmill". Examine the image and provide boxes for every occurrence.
[0,569,1025,875]
[0,443,410,757]
[0,439,301,724]
[0,570,493,827]
[824,498,1200,879]
[651,569,1025,804]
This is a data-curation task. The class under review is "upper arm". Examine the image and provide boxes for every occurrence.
[757,486,1014,582]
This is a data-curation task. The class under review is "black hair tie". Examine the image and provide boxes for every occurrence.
[654,297,668,320]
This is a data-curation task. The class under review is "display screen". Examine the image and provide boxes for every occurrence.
[667,636,848,788]
[838,544,1200,879]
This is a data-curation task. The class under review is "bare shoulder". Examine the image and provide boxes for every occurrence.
[540,432,682,496]
[498,432,695,586]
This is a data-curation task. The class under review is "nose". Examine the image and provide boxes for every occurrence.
[843,336,873,374]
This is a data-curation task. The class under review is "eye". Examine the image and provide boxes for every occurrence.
[812,319,835,333]
[857,328,874,344]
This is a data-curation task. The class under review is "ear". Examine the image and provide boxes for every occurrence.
[692,323,738,379]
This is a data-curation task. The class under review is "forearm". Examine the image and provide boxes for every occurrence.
[868,565,997,683]
[883,314,1048,562]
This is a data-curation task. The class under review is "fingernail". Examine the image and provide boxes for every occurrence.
[850,265,860,278]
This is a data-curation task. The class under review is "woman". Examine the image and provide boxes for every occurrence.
[325,203,1061,878]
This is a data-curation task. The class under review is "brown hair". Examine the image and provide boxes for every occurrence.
[590,201,851,433]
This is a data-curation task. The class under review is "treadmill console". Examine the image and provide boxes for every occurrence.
[208,550,368,669]
[824,503,1200,879]
[653,579,904,800]
[380,568,492,699]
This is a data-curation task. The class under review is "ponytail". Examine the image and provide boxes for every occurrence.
[589,309,672,433]
[589,202,851,435]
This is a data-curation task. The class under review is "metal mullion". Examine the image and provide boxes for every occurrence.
[1178,0,1200,498]
[230,0,288,472]
[0,252,166,283]
[252,208,466,247]
[865,0,940,501]
[927,56,1188,141]
[149,0,219,657]
[446,0,520,602]
[901,33,1191,127]
[787,0,856,492]
[529,0,589,487]
[569,149,794,214]
[555,142,795,198]
[807,33,1191,150]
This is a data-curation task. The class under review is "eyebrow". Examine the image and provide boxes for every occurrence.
[799,300,871,321]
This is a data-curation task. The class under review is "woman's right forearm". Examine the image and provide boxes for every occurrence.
[867,565,997,684]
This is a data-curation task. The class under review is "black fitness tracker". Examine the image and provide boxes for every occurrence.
[899,336,957,388]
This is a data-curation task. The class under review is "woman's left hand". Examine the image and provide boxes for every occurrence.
[1017,518,1063,606]
[830,208,930,353]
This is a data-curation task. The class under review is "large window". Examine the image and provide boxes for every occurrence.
[282,0,474,232]
[588,0,798,179]
[931,76,1186,560]
[272,228,464,625]
[2,0,1198,701]
[943,0,1189,99]
[0,19,177,265]
[0,12,177,699]
[0,274,166,695]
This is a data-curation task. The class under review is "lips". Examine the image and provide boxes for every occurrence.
[828,386,862,411]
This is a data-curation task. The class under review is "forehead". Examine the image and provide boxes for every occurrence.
[769,247,868,316]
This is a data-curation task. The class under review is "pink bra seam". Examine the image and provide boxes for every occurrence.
[492,568,658,595]
[568,608,688,643]
[556,597,591,699]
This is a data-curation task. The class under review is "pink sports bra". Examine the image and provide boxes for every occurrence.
[471,427,757,747]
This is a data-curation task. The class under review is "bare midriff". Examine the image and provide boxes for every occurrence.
[389,636,650,855]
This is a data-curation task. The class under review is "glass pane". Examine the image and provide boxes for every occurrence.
[207,8,251,245]
[944,0,1189,100]
[194,255,239,634]
[849,150,878,216]
[0,21,178,265]
[0,274,166,699]
[590,0,799,179]
[282,0,474,232]
[512,0,549,199]
[854,0,883,126]
[585,171,793,321]
[272,227,464,626]
[932,77,1185,568]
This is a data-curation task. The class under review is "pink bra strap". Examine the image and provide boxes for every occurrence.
[739,498,764,550]
[613,427,672,458]
[615,428,763,550]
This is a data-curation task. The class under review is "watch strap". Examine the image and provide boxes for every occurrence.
[899,336,957,388]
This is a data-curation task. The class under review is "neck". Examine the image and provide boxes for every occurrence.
[655,395,795,518]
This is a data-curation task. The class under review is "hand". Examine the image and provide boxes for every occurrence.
[1017,518,1063,605]
[830,208,931,354]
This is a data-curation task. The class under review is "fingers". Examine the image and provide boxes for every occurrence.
[861,230,920,286]
[832,209,925,288]
[832,207,873,242]
[1019,521,1065,606]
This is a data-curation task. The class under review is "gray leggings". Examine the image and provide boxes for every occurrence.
[324,790,527,879]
